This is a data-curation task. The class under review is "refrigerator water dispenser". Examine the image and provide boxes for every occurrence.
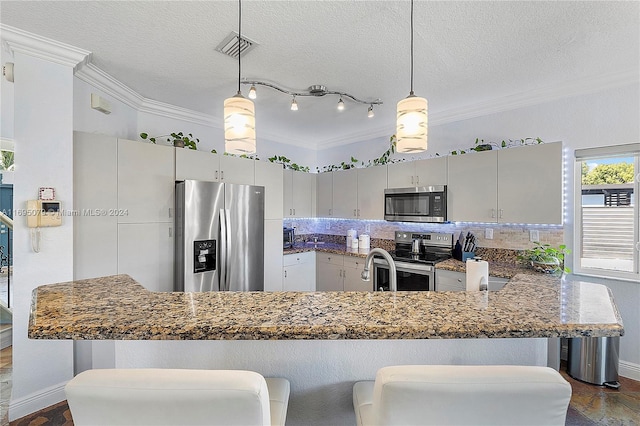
[194,240,216,273]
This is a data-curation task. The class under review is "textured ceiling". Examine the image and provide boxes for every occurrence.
[1,1,638,148]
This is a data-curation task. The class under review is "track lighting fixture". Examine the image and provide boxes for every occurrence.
[396,0,427,153]
[241,80,382,118]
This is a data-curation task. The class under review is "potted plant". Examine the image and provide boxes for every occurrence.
[140,132,199,150]
[519,242,570,274]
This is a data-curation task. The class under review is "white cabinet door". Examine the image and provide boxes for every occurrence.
[357,166,387,219]
[256,161,284,220]
[387,161,415,188]
[283,170,293,218]
[447,150,498,223]
[343,257,370,291]
[332,169,358,218]
[73,132,118,279]
[283,252,316,291]
[175,148,219,182]
[316,172,333,217]
[497,142,563,224]
[316,262,344,291]
[118,222,174,292]
[292,171,315,217]
[435,269,465,292]
[117,139,175,223]
[263,219,284,291]
[415,156,448,186]
[219,155,255,185]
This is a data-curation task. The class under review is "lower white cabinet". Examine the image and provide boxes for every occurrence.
[435,269,465,292]
[316,254,371,292]
[283,252,316,291]
[436,269,509,292]
[117,223,174,292]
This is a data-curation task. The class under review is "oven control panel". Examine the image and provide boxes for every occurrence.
[395,231,453,248]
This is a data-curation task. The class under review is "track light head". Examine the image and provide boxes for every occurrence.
[368,105,374,118]
[248,84,257,99]
[337,97,345,111]
[291,96,298,111]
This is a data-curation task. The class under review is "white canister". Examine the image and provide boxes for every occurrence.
[351,237,359,249]
[358,234,370,249]
[347,229,358,247]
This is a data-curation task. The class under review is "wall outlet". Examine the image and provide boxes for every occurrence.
[365,223,371,233]
[292,222,298,230]
[484,228,493,240]
[325,221,331,230]
[529,230,539,242]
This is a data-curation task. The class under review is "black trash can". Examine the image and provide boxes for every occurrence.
[567,336,620,388]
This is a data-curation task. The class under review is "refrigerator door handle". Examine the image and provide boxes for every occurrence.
[219,208,227,291]
[224,208,232,291]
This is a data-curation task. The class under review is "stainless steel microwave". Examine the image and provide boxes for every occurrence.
[384,186,447,223]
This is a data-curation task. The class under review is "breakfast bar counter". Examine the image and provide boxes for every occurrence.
[28,274,623,341]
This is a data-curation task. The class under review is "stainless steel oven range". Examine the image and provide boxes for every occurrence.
[373,231,453,291]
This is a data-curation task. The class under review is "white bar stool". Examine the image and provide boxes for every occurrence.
[65,368,290,426]
[353,365,572,426]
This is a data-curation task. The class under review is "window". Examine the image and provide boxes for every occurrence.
[574,144,639,280]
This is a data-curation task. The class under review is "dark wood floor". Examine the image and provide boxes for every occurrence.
[2,345,639,425]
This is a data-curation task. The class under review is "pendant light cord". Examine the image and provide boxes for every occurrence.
[237,0,242,94]
[410,0,414,96]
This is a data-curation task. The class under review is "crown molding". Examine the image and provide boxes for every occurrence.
[0,137,14,151]
[0,24,90,69]
[315,126,390,150]
[75,63,143,110]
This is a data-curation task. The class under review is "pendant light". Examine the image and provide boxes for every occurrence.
[224,0,256,155]
[396,0,427,153]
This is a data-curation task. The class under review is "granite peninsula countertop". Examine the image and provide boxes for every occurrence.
[29,274,623,341]
[284,242,371,258]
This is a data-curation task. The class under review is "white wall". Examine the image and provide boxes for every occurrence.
[10,52,75,420]
[0,59,14,139]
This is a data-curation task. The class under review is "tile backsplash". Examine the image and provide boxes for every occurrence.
[284,218,564,250]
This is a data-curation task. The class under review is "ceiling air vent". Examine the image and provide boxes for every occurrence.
[215,32,258,59]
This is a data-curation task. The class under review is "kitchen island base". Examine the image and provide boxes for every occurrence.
[106,338,547,426]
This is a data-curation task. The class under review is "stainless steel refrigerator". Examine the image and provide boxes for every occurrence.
[175,180,264,292]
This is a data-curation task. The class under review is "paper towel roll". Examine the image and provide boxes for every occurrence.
[466,259,489,292]
[358,234,370,249]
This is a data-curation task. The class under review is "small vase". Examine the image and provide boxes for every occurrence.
[174,140,185,148]
[530,259,560,274]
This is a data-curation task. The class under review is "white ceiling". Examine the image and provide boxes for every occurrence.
[1,1,638,149]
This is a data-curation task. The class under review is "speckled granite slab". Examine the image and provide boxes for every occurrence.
[435,258,533,279]
[29,274,623,341]
[284,242,372,258]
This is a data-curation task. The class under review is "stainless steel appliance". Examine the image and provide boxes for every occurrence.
[175,180,264,292]
[384,186,447,223]
[283,227,295,249]
[373,231,453,291]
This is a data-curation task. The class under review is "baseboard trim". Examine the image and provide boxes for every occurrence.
[8,381,67,422]
[0,326,11,350]
[619,360,640,381]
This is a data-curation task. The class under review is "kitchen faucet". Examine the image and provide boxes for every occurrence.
[361,248,397,292]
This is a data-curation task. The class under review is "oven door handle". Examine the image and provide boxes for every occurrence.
[374,259,433,273]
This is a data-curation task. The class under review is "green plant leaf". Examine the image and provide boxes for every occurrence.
[140,133,148,139]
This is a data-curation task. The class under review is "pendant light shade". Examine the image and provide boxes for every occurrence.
[224,93,256,154]
[396,95,427,152]
[396,0,427,153]
[224,0,256,155]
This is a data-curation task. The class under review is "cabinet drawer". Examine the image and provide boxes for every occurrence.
[343,256,364,270]
[316,253,344,266]
[283,252,314,266]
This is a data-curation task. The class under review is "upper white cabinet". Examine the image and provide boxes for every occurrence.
[356,166,387,219]
[118,139,175,223]
[323,166,386,219]
[264,219,284,291]
[73,132,118,279]
[497,142,563,224]
[332,169,358,218]
[256,161,284,220]
[447,142,563,224]
[447,150,498,223]
[175,149,255,185]
[387,156,447,188]
[316,172,333,217]
[219,155,255,185]
[284,170,315,218]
